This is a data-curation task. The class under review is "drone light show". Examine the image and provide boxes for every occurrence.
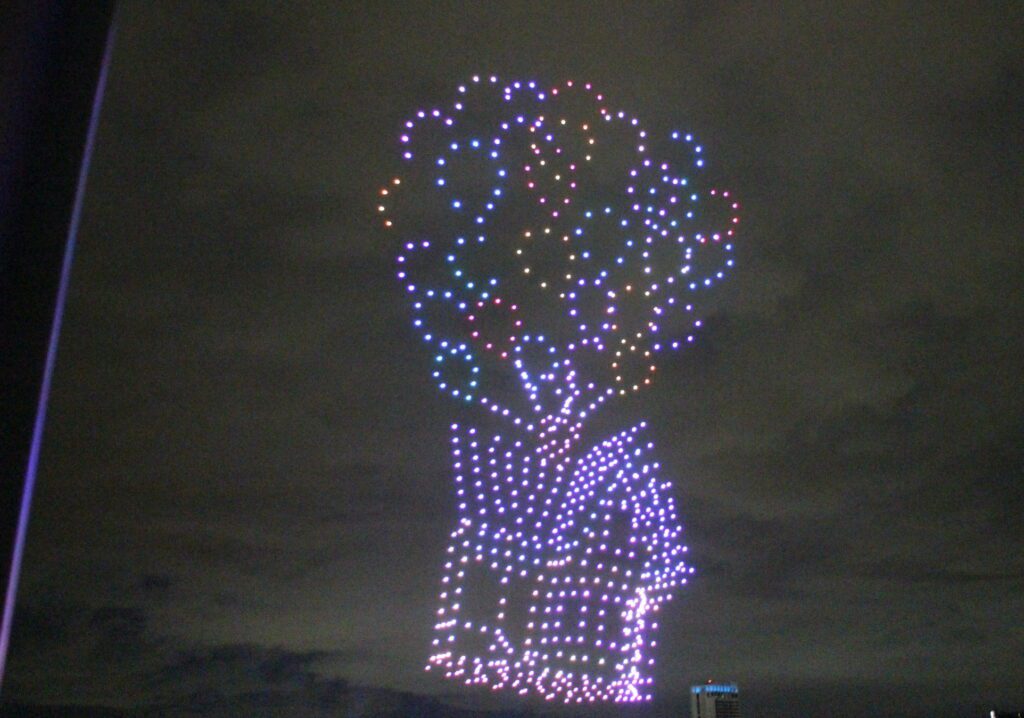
[379,76,739,704]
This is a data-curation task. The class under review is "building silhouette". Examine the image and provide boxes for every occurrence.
[690,681,740,718]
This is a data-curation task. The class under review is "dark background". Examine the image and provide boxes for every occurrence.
[3,2,1023,716]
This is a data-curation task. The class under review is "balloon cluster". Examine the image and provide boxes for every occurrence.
[382,76,739,703]
[381,75,738,426]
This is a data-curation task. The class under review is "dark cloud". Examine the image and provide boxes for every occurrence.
[3,595,478,717]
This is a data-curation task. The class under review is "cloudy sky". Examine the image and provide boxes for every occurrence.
[4,2,1023,716]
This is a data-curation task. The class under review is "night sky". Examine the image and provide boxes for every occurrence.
[4,2,1024,717]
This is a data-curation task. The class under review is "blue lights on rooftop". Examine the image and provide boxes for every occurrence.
[692,683,739,695]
